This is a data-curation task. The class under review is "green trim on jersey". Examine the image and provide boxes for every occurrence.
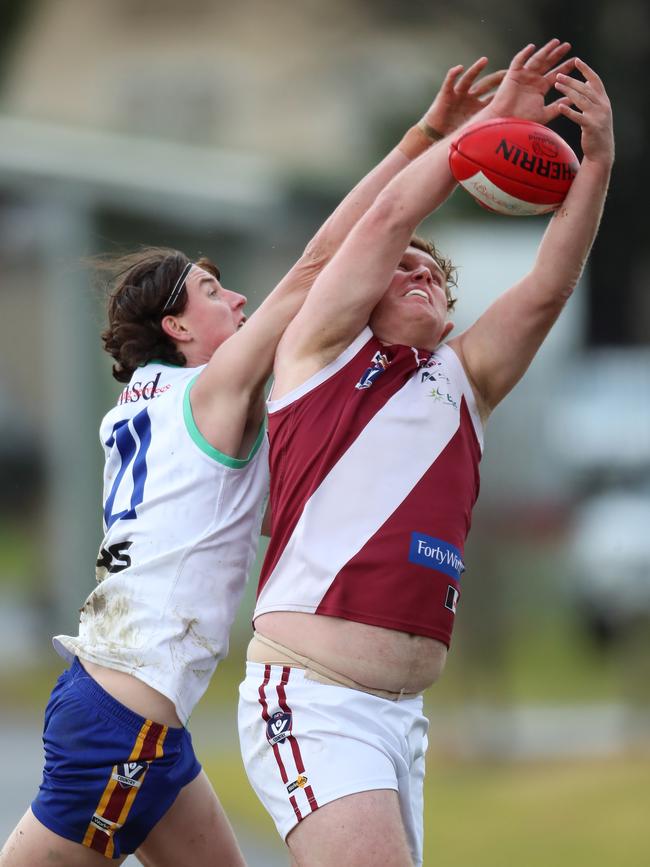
[183,376,266,467]
[143,359,182,368]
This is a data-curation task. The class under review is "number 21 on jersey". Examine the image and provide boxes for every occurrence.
[103,408,152,529]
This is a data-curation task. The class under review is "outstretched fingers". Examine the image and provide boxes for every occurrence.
[555,74,594,109]
[439,64,466,95]
[541,39,572,69]
[574,57,607,93]
[522,38,572,74]
[554,58,607,115]
[554,58,614,162]
[544,56,577,88]
[469,68,507,97]
[452,56,489,93]
[556,98,586,126]
[424,57,506,135]
[543,94,573,123]
[509,43,536,71]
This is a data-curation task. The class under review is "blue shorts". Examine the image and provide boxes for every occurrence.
[31,657,201,859]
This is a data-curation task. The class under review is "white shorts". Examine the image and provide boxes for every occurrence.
[238,662,429,865]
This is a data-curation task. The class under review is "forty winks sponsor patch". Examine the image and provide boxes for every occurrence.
[409,533,465,581]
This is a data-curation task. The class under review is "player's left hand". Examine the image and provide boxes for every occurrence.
[422,57,506,136]
[554,59,615,167]
[488,38,577,125]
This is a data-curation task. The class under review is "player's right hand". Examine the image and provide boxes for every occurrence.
[422,57,507,136]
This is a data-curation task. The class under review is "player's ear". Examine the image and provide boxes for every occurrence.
[161,314,192,343]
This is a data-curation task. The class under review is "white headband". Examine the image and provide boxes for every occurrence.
[162,262,193,311]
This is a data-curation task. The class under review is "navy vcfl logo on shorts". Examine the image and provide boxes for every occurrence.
[266,710,292,745]
[113,762,148,789]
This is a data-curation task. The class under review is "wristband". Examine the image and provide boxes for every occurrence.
[397,124,433,160]
[417,119,444,141]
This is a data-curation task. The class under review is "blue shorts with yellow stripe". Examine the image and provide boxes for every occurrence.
[31,657,201,859]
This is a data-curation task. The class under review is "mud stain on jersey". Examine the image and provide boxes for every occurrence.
[79,589,142,655]
[168,615,223,674]
[187,621,222,660]
[91,593,106,615]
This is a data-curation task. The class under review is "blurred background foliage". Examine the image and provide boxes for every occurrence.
[0,1,648,864]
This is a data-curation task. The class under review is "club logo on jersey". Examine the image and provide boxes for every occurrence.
[427,387,457,408]
[409,533,465,582]
[287,774,309,794]
[355,351,389,390]
[445,584,460,613]
[117,372,171,405]
[418,361,457,406]
[96,541,133,579]
[266,710,292,745]
[112,761,148,789]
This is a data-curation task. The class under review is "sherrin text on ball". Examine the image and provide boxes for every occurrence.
[449,117,579,216]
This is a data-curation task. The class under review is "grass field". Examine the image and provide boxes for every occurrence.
[4,641,648,865]
[207,749,650,867]
[199,641,650,867]
[2,553,649,866]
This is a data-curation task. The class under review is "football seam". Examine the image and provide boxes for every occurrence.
[455,117,549,143]
[449,145,570,196]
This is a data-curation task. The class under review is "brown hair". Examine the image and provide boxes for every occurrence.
[410,234,457,311]
[98,247,220,382]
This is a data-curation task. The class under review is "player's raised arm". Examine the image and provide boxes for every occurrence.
[273,39,574,394]
[451,58,614,419]
[189,58,506,454]
[304,55,505,264]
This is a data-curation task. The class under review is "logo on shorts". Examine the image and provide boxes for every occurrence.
[266,710,292,745]
[90,814,117,835]
[287,774,308,794]
[113,761,148,789]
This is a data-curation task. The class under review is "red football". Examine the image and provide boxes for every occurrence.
[449,117,579,216]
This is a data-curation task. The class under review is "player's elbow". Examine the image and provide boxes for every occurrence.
[536,279,576,306]
[530,263,582,306]
[301,235,332,270]
[365,190,414,235]
[559,281,577,303]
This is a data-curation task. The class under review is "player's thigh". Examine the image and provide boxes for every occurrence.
[135,769,245,867]
[0,808,126,867]
[287,789,414,867]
